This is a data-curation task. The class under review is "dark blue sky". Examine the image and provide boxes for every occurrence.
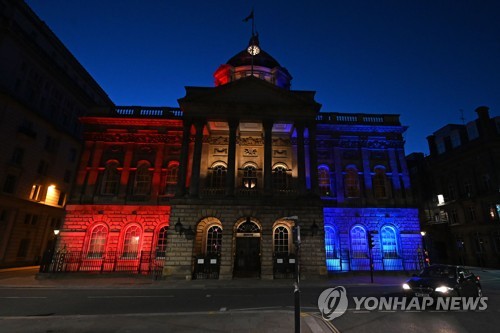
[25,0,500,155]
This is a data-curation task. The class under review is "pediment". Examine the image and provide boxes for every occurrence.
[179,77,320,110]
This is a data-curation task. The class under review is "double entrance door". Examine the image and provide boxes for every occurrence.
[233,237,260,278]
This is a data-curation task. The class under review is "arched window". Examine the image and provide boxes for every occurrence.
[206,225,223,255]
[350,226,368,258]
[122,226,141,258]
[274,225,290,255]
[381,226,398,258]
[318,165,332,196]
[325,226,338,259]
[243,165,257,189]
[101,161,120,195]
[134,161,151,195]
[272,165,288,190]
[156,226,168,258]
[345,166,360,198]
[373,166,387,198]
[87,225,107,258]
[164,162,179,196]
[210,163,227,188]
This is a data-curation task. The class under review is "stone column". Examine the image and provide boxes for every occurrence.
[151,143,165,202]
[361,148,373,201]
[176,121,191,197]
[119,143,134,197]
[296,123,306,195]
[308,123,319,195]
[334,147,344,202]
[263,120,274,194]
[225,119,238,197]
[189,120,205,197]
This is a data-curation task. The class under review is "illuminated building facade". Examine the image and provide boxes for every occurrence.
[58,33,421,279]
[408,107,500,268]
[0,0,113,267]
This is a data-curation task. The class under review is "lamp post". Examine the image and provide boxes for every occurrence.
[284,215,300,333]
[420,231,429,266]
[174,218,196,240]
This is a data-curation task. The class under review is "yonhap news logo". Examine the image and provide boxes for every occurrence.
[318,287,488,319]
[317,286,349,320]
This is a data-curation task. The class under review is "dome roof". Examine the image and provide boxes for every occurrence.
[226,49,281,68]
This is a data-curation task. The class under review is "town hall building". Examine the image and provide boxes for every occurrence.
[57,33,422,279]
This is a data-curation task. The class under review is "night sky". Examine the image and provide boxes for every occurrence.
[25,0,500,155]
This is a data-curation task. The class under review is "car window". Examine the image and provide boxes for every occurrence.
[420,266,456,278]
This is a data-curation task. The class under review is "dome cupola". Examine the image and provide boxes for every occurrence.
[214,33,292,89]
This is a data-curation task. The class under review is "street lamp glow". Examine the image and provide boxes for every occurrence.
[54,229,60,236]
[420,231,426,236]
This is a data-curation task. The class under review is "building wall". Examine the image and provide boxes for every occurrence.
[0,0,113,267]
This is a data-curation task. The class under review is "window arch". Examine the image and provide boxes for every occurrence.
[242,164,257,189]
[273,225,290,255]
[345,165,360,198]
[350,225,368,258]
[209,162,227,188]
[155,226,168,258]
[164,161,179,196]
[325,226,338,259]
[87,225,108,258]
[318,165,332,196]
[206,225,223,255]
[134,161,152,195]
[122,225,141,258]
[373,166,388,198]
[381,225,398,258]
[101,161,120,195]
[272,163,289,190]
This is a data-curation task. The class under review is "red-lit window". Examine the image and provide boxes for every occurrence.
[164,162,179,196]
[134,162,151,195]
[87,225,107,258]
[122,226,141,258]
[156,226,168,258]
[101,161,120,195]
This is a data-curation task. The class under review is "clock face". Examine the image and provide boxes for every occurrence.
[247,45,260,56]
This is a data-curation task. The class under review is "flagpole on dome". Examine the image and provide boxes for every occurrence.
[243,9,256,76]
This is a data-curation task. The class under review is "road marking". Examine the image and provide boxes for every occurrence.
[87,295,174,299]
[0,297,47,299]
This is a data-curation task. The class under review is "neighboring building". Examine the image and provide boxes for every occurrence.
[57,33,421,279]
[408,106,500,268]
[0,0,113,267]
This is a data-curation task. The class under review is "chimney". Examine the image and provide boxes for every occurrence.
[427,135,437,157]
[475,106,494,139]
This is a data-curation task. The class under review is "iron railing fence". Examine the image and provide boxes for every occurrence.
[40,250,165,278]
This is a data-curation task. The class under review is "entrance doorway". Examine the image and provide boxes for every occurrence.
[233,218,261,278]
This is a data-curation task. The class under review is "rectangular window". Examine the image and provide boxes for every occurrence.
[3,175,17,194]
[468,207,476,221]
[11,147,24,165]
[17,239,30,257]
[30,184,42,201]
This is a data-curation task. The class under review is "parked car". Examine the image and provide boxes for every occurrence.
[403,264,482,298]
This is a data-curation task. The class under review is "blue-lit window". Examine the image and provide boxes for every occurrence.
[345,166,360,198]
[350,226,368,258]
[325,226,341,271]
[318,165,332,197]
[381,226,398,258]
[373,166,387,198]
